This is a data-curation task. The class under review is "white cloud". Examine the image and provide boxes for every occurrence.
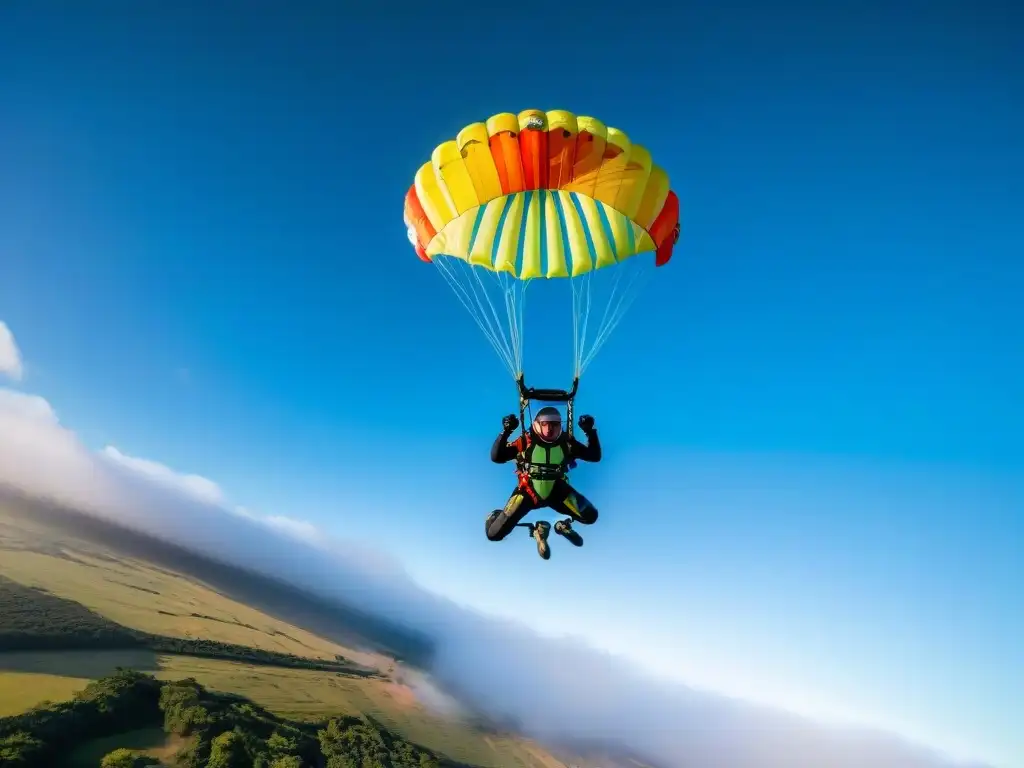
[100,445,224,506]
[0,387,117,513]
[0,321,25,381]
[0,378,997,768]
[0,387,57,423]
[234,505,319,544]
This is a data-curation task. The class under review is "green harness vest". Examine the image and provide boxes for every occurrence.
[523,438,567,500]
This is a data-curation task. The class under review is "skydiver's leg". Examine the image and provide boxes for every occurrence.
[485,487,540,541]
[486,488,552,558]
[548,481,598,547]
[550,481,599,524]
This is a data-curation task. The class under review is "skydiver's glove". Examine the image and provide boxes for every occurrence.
[578,414,595,433]
[502,414,520,433]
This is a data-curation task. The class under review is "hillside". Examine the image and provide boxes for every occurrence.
[0,573,376,675]
[0,496,582,768]
[0,487,433,666]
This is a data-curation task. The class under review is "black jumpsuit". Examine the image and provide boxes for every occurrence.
[485,426,601,541]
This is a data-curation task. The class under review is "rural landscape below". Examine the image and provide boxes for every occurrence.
[0,492,610,768]
[0,485,997,768]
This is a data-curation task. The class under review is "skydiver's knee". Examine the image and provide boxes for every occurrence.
[486,525,509,541]
[578,505,598,525]
[485,511,509,541]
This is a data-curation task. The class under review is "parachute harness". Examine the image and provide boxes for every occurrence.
[513,375,576,504]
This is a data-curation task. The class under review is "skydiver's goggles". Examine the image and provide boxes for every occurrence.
[534,412,562,426]
[533,411,563,438]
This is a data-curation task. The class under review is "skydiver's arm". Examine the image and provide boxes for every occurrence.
[491,433,524,463]
[570,429,602,462]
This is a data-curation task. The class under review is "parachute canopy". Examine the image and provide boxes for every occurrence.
[404,109,680,381]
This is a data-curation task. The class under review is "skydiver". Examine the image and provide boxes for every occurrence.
[485,407,601,559]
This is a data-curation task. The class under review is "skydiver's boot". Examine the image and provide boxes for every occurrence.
[531,521,551,560]
[554,518,584,547]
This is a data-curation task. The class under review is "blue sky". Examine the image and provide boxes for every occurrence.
[1,1,1022,765]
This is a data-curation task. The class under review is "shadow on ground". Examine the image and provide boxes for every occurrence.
[0,649,161,679]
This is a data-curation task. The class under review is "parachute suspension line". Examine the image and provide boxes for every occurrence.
[512,276,530,376]
[578,266,623,371]
[570,274,581,378]
[567,256,657,378]
[569,269,596,379]
[579,272,595,370]
[433,258,511,373]
[467,262,519,372]
[517,278,530,375]
[570,272,583,378]
[433,248,652,382]
[433,257,518,378]
[492,269,530,378]
[578,259,653,374]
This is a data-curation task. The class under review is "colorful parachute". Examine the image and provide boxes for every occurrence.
[404,109,680,382]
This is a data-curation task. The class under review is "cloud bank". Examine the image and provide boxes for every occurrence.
[0,322,23,381]
[0,324,996,768]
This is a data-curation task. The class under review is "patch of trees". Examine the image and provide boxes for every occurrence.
[0,669,163,766]
[0,669,441,768]
[143,636,374,676]
[0,576,375,677]
[100,748,161,767]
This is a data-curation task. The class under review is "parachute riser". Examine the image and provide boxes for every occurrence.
[515,374,579,448]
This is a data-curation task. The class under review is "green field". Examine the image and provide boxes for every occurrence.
[0,502,571,768]
[0,518,373,664]
[0,670,94,716]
